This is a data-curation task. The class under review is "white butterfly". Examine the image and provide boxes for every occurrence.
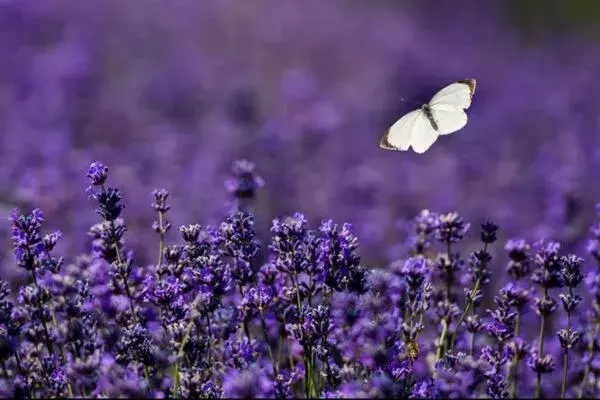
[379,79,476,154]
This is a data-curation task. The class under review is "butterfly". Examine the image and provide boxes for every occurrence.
[379,79,476,154]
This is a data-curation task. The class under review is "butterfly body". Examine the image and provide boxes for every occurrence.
[380,79,476,154]
[421,104,439,131]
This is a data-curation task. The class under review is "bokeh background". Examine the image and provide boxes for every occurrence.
[2,0,600,282]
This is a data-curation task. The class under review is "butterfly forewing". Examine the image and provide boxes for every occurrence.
[429,79,476,110]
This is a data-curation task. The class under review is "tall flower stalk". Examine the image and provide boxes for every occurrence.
[558,254,583,398]
[529,241,563,398]
[450,222,497,352]
[433,212,469,362]
[504,239,533,398]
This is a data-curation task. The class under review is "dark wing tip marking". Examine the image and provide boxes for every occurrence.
[457,79,476,97]
[379,132,400,150]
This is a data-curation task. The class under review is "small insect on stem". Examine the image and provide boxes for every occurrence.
[407,339,420,361]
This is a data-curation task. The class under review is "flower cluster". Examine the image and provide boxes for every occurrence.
[0,160,598,399]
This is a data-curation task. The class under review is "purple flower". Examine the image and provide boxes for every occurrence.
[217,211,260,286]
[480,222,499,244]
[505,238,532,280]
[560,254,583,288]
[9,208,46,272]
[531,241,565,289]
[410,209,440,255]
[527,351,556,374]
[435,212,470,244]
[269,213,317,275]
[86,161,108,187]
[225,159,265,200]
[318,220,368,294]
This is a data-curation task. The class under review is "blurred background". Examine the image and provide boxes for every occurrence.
[2,0,600,280]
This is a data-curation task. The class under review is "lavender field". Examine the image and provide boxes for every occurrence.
[2,0,600,398]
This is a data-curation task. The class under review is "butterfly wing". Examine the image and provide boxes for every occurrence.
[429,79,476,110]
[427,79,475,136]
[379,109,424,151]
[408,114,440,154]
[429,104,468,135]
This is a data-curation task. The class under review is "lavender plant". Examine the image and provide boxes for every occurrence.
[1,159,600,398]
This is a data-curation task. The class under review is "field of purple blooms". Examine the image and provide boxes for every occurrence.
[3,0,600,398]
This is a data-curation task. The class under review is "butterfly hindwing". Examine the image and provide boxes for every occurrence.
[408,114,440,154]
[429,104,468,136]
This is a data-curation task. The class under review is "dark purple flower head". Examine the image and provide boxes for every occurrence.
[436,212,470,244]
[270,213,317,275]
[499,283,531,313]
[527,351,556,374]
[559,292,582,313]
[223,336,261,369]
[411,209,440,255]
[400,256,429,289]
[480,345,513,368]
[560,254,584,288]
[163,245,184,265]
[88,219,127,264]
[318,220,368,294]
[151,188,172,237]
[466,249,492,286]
[531,241,564,289]
[225,159,265,200]
[115,323,157,366]
[507,337,530,360]
[286,304,333,348]
[89,187,125,222]
[533,296,557,317]
[151,188,171,214]
[9,208,45,269]
[86,161,108,187]
[480,222,499,244]
[505,238,532,280]
[10,209,63,274]
[242,285,274,312]
[217,211,260,285]
[179,224,202,244]
[485,320,514,344]
[557,327,582,350]
[142,275,183,306]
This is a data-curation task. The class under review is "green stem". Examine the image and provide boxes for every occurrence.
[561,288,573,399]
[435,319,449,363]
[450,277,480,351]
[259,308,279,378]
[535,288,547,399]
[156,211,165,271]
[172,293,204,398]
[290,272,311,398]
[509,313,521,398]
